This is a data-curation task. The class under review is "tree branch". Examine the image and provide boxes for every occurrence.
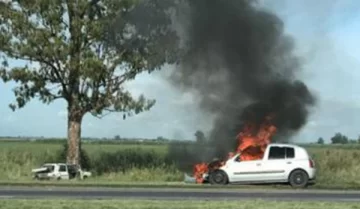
[4,49,69,100]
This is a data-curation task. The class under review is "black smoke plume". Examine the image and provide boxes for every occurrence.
[167,0,316,169]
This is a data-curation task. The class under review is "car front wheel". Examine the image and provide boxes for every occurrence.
[209,170,228,185]
[289,169,309,188]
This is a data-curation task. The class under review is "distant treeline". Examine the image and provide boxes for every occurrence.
[0,136,193,145]
[316,132,360,145]
[2,131,360,146]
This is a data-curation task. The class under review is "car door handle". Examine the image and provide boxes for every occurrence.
[286,162,292,164]
[256,163,261,166]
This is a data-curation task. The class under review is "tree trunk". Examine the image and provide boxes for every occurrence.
[67,107,84,166]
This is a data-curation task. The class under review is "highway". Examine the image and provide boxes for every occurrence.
[0,187,360,201]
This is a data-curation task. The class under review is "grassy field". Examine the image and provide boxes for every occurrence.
[0,139,360,189]
[0,199,359,209]
[0,140,182,182]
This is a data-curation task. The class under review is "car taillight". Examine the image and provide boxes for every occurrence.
[309,159,314,168]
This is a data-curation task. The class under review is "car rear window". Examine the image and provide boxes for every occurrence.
[286,147,295,158]
[268,146,295,159]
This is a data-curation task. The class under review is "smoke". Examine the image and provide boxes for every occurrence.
[167,0,316,164]
[104,0,318,168]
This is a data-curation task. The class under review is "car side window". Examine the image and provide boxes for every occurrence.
[268,146,286,159]
[286,147,295,159]
[59,165,66,172]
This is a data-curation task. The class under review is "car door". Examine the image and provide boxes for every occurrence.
[226,155,264,183]
[259,146,288,181]
[282,147,296,177]
[58,164,69,179]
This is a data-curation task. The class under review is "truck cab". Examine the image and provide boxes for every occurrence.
[208,143,316,188]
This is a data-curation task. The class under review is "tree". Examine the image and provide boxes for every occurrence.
[0,0,179,165]
[330,132,348,144]
[317,137,324,144]
[194,130,206,144]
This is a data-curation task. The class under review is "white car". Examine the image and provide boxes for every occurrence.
[31,163,92,180]
[204,143,316,188]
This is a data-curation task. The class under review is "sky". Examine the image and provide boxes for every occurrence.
[1,1,360,143]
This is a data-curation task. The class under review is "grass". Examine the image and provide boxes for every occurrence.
[0,141,181,182]
[0,140,360,189]
[305,146,360,188]
[0,199,360,209]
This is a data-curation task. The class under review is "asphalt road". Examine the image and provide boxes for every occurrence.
[0,187,360,201]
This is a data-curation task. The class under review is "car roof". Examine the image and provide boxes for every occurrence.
[43,163,66,166]
[268,143,302,149]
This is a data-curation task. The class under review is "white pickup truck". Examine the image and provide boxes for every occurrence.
[200,143,316,188]
[31,163,92,180]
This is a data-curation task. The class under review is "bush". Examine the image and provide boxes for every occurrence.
[50,143,176,177]
[55,142,92,170]
[92,148,174,175]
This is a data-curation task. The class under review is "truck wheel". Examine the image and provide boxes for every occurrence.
[289,169,308,188]
[209,170,228,185]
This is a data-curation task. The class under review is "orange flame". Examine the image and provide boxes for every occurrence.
[193,115,277,183]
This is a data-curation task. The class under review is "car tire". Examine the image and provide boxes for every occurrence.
[209,170,228,185]
[289,169,309,188]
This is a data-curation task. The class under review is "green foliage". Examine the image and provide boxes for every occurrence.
[2,140,360,187]
[330,132,349,144]
[0,0,181,164]
[56,142,92,170]
[317,137,324,144]
[0,0,179,118]
[93,148,173,175]
[0,141,179,181]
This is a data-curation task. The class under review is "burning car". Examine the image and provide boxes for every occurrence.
[185,115,316,188]
[186,143,316,188]
[31,163,92,180]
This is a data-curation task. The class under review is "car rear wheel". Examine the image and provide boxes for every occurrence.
[209,170,228,185]
[289,169,308,188]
